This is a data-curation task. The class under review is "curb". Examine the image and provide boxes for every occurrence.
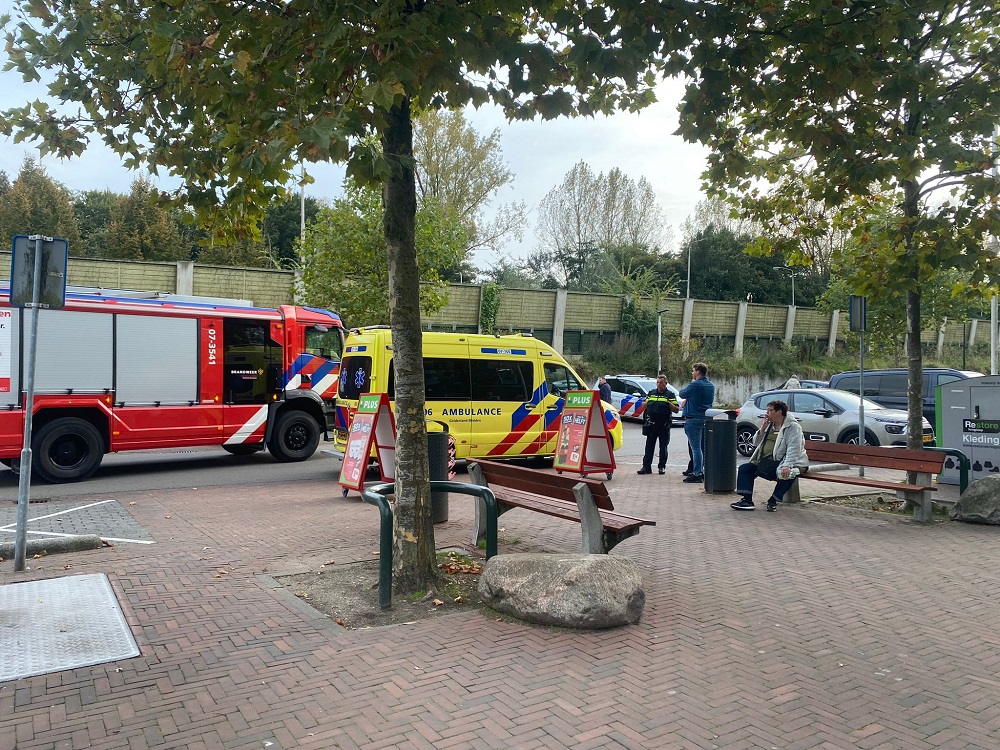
[0,534,104,560]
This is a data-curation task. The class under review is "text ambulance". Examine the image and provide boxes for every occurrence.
[0,287,345,482]
[333,327,622,460]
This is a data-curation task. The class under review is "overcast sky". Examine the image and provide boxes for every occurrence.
[0,5,711,269]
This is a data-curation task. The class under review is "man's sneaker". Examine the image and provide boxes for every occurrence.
[766,498,778,512]
[637,468,652,475]
[658,468,666,475]
[682,469,692,476]
[731,497,755,510]
[682,474,704,483]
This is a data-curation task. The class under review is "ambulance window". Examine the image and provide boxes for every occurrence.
[387,359,473,400]
[470,360,533,402]
[423,359,471,400]
[339,356,372,399]
[543,364,582,397]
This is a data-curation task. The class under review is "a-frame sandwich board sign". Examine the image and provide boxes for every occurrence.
[553,390,616,480]
[339,392,397,495]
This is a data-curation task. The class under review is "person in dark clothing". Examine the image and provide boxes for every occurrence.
[598,375,612,403]
[679,362,715,483]
[638,374,680,475]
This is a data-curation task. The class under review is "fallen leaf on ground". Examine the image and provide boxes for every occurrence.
[334,618,346,627]
[432,599,444,606]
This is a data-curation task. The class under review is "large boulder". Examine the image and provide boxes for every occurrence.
[478,553,645,629]
[951,475,1000,525]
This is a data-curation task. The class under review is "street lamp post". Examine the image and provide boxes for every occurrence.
[686,248,692,299]
[773,266,803,307]
[657,308,669,374]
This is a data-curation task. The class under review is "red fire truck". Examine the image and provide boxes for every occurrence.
[0,286,345,482]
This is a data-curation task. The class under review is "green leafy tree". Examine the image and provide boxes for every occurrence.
[2,0,671,592]
[676,1,1000,450]
[414,108,524,266]
[0,156,80,247]
[107,177,187,261]
[679,226,826,306]
[261,196,321,269]
[301,183,465,326]
[477,254,547,289]
[73,189,120,257]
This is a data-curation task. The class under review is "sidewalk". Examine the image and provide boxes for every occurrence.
[1,458,996,750]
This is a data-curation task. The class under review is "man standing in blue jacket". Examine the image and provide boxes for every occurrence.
[679,362,715,483]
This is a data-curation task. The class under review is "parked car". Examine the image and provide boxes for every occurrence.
[827,368,983,428]
[593,374,684,424]
[798,379,830,389]
[768,378,829,391]
[735,388,934,457]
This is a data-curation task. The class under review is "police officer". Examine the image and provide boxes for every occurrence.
[638,373,680,475]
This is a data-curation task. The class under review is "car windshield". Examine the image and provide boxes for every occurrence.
[821,389,885,412]
[630,379,657,392]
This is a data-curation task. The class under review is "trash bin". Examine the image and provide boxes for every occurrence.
[704,410,737,493]
[427,422,450,523]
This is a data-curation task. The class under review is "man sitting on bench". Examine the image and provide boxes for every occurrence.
[731,400,808,513]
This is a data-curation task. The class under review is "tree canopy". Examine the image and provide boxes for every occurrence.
[0,157,80,246]
[300,183,465,327]
[414,108,524,265]
[674,0,1000,450]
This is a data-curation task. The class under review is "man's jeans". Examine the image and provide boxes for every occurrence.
[737,461,797,502]
[684,417,706,476]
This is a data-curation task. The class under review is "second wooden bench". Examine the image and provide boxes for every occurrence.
[786,441,946,521]
[467,459,655,554]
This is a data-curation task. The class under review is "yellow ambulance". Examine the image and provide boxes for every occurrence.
[332,327,623,461]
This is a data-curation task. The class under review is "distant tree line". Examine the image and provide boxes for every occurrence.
[0,156,316,269]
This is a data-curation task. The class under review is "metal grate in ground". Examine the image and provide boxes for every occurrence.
[0,573,140,682]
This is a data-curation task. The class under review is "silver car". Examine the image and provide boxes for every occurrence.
[735,388,934,457]
[593,374,684,424]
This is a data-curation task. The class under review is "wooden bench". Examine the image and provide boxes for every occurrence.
[786,441,946,521]
[467,459,655,554]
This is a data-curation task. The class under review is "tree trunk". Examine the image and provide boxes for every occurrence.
[902,174,924,480]
[905,286,922,452]
[382,97,437,593]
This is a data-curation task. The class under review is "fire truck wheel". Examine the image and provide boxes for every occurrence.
[222,443,265,456]
[34,418,104,483]
[268,410,321,462]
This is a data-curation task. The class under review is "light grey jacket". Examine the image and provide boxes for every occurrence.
[751,418,808,471]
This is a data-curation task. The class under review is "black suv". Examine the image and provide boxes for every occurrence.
[827,368,983,428]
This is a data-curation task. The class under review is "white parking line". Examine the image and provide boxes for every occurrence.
[0,528,154,545]
[0,499,118,530]
[0,498,154,544]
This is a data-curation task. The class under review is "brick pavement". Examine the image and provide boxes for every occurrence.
[2,462,999,750]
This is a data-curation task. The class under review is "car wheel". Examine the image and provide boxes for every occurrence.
[268,410,321,462]
[840,429,880,447]
[737,425,757,457]
[33,417,105,483]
